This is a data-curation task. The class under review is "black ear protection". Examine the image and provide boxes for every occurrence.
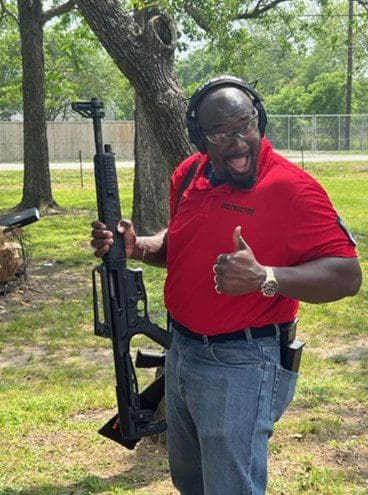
[186,75,267,153]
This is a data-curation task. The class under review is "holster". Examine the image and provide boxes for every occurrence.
[279,319,305,372]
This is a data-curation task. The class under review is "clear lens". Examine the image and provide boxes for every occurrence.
[204,109,259,145]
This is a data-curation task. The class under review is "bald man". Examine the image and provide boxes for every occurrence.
[91,77,361,494]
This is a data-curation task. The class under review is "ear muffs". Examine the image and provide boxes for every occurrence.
[186,75,267,153]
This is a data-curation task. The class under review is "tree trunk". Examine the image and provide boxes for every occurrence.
[133,93,170,234]
[17,0,57,212]
[76,0,194,234]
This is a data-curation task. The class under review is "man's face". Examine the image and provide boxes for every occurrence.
[197,87,262,189]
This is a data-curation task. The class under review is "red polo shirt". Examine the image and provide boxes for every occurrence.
[164,138,357,334]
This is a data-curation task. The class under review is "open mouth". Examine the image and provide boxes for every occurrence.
[226,155,250,174]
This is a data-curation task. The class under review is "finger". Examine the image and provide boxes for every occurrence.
[91,238,113,249]
[91,220,106,230]
[213,262,226,274]
[91,228,113,239]
[233,225,248,251]
[95,248,109,258]
[216,253,231,264]
[91,241,110,258]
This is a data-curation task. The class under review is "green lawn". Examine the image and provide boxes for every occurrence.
[0,162,367,495]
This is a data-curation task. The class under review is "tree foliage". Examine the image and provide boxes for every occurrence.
[176,0,368,115]
[0,4,135,121]
[44,13,135,120]
[0,24,22,119]
[1,0,367,123]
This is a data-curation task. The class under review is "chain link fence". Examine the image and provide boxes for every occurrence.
[267,114,368,152]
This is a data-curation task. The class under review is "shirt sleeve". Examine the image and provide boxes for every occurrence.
[286,181,357,264]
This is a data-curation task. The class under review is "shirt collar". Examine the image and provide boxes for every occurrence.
[190,137,274,191]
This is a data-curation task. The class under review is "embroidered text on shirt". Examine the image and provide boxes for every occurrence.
[221,202,255,215]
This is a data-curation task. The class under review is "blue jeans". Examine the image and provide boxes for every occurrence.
[165,327,299,495]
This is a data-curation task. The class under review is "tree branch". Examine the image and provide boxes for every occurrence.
[77,0,141,51]
[180,1,213,33]
[42,0,76,25]
[181,0,293,33]
[355,0,368,11]
[237,0,292,20]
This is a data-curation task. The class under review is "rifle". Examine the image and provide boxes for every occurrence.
[71,99,172,450]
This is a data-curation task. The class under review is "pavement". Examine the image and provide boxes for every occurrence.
[0,153,368,171]
[0,160,134,171]
[283,151,368,163]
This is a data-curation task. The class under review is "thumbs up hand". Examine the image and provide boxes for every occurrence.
[213,226,266,295]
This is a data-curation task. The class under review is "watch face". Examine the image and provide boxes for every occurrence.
[262,280,278,297]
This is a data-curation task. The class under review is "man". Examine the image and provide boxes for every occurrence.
[91,76,362,495]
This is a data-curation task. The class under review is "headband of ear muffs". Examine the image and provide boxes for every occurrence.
[186,75,267,152]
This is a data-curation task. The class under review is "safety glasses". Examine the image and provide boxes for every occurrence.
[202,108,259,145]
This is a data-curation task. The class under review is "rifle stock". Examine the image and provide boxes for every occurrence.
[72,99,171,449]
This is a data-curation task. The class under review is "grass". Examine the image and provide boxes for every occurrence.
[0,161,367,494]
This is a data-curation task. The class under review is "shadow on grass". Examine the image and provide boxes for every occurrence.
[1,471,171,495]
[1,441,172,495]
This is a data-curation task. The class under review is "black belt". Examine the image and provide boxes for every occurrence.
[171,319,292,343]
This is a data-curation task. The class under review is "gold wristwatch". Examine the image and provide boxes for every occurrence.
[260,266,279,297]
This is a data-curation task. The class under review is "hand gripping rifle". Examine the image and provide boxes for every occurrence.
[72,99,172,450]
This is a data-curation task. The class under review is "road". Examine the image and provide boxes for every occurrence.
[0,153,368,171]
[283,151,368,163]
[0,160,134,171]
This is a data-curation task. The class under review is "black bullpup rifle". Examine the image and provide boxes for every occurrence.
[72,99,172,450]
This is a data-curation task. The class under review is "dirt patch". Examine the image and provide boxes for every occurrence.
[307,336,368,362]
[269,404,368,486]
[0,261,90,322]
[0,344,115,369]
[0,344,48,368]
[0,261,95,368]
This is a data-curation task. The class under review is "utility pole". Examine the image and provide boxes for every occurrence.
[344,0,354,150]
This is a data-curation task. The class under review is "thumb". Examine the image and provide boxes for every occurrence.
[233,225,248,251]
[117,219,133,234]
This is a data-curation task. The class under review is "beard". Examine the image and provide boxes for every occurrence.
[225,171,257,189]
[223,160,257,189]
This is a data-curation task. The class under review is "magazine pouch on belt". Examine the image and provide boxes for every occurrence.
[280,319,305,372]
